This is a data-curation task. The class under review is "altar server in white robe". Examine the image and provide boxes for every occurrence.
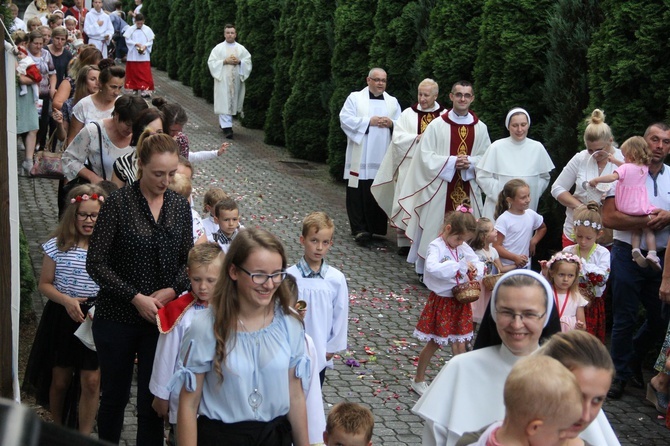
[340,68,400,245]
[476,107,555,220]
[395,81,489,276]
[207,24,252,139]
[83,0,113,58]
[413,270,620,446]
[123,13,154,97]
[372,78,445,253]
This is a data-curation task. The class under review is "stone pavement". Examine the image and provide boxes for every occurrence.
[18,66,670,445]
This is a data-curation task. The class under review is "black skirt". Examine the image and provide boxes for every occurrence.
[197,415,292,446]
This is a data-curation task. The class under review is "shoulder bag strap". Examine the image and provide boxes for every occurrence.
[92,121,106,180]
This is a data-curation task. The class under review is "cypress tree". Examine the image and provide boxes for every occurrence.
[190,0,210,98]
[418,0,484,93]
[541,0,603,255]
[200,0,237,104]
[326,0,375,178]
[142,0,170,71]
[166,0,190,79]
[235,0,282,129]
[588,0,670,139]
[282,0,335,161]
[369,0,434,109]
[473,0,553,142]
[264,0,298,146]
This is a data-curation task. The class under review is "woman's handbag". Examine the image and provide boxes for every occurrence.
[30,129,64,179]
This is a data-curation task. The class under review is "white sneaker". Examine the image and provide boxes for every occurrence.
[410,379,428,396]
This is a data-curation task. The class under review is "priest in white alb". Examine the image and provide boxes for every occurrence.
[207,24,252,139]
[123,13,154,98]
[395,81,490,277]
[372,78,445,254]
[340,68,401,246]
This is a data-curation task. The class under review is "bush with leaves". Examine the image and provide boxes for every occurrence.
[189,0,210,97]
[142,0,170,70]
[166,0,191,80]
[199,0,237,104]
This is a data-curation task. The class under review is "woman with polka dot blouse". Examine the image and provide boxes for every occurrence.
[87,131,193,445]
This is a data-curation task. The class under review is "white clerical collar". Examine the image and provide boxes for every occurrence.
[448,109,474,125]
[417,102,441,113]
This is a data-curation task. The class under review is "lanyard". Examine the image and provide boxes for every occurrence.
[553,286,570,319]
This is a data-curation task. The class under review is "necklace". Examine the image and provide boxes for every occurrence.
[238,306,271,419]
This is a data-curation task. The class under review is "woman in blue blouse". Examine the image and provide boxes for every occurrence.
[175,228,309,446]
[87,132,193,445]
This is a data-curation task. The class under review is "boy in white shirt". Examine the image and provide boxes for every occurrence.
[213,197,244,253]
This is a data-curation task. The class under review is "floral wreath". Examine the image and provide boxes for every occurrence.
[71,193,105,204]
[546,251,582,270]
[573,219,602,230]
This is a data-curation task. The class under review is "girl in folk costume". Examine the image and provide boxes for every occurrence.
[22,184,107,435]
[411,202,485,396]
[590,136,660,270]
[541,252,588,332]
[563,203,610,343]
[493,179,547,269]
[468,217,514,327]
[123,13,154,97]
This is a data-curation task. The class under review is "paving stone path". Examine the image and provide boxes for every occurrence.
[19,66,670,445]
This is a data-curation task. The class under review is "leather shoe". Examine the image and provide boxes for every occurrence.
[629,361,644,389]
[397,246,410,256]
[354,231,371,246]
[607,379,626,399]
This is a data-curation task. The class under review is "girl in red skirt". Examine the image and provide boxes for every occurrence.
[562,202,610,343]
[410,202,485,395]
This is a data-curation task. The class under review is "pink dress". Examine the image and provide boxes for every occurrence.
[614,163,655,215]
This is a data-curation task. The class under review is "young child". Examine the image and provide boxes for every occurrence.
[494,179,547,269]
[212,197,243,253]
[541,252,588,332]
[323,402,374,446]
[202,187,228,241]
[285,275,327,446]
[64,15,82,44]
[23,184,107,435]
[456,355,583,446]
[590,136,660,269]
[149,243,224,442]
[169,172,207,245]
[8,31,42,100]
[563,202,610,343]
[468,217,512,327]
[411,203,484,395]
[287,212,349,386]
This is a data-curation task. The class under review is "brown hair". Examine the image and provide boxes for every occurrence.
[494,179,529,219]
[573,201,602,235]
[442,199,477,237]
[136,131,179,178]
[326,402,375,443]
[469,217,493,251]
[540,330,615,376]
[52,184,107,251]
[73,64,100,105]
[214,197,238,218]
[68,47,103,79]
[210,228,297,381]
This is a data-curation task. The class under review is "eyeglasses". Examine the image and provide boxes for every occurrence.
[496,308,546,322]
[369,77,387,83]
[451,93,473,100]
[236,265,287,285]
[76,212,99,221]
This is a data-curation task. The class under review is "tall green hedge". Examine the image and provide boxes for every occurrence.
[166,0,191,80]
[264,0,299,146]
[142,0,170,70]
[473,0,552,142]
[189,0,210,97]
[198,0,237,104]
[236,0,282,129]
[418,0,484,97]
[282,0,335,161]
[588,0,670,139]
[326,0,375,179]
[369,0,434,109]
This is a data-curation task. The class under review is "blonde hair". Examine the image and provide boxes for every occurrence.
[469,217,493,251]
[494,179,529,219]
[203,187,229,214]
[583,109,613,145]
[187,242,223,270]
[210,228,298,381]
[504,355,582,426]
[168,173,192,198]
[620,136,651,166]
[301,211,334,237]
[326,402,375,443]
[546,251,583,302]
[573,201,602,236]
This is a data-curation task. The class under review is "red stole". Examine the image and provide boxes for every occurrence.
[156,292,196,334]
[411,103,446,135]
[441,111,479,211]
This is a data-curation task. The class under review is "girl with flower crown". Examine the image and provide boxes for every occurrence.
[410,201,485,396]
[541,252,588,332]
[563,202,610,343]
[23,184,107,435]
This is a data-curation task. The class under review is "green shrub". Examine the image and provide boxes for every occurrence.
[19,228,36,321]
[142,0,170,70]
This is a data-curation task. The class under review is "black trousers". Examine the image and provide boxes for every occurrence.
[197,415,292,446]
[346,180,388,236]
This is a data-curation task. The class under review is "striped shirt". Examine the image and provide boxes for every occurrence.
[43,237,99,299]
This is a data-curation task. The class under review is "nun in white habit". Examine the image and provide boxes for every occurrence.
[412,269,620,446]
[476,108,554,220]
